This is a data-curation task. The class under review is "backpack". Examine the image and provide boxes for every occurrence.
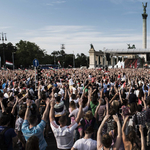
[84,119,92,130]
[0,127,9,150]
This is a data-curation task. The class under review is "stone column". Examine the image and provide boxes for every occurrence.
[89,48,96,68]
[142,13,148,49]
[111,57,114,66]
[117,56,119,64]
[122,56,124,62]
[100,56,102,66]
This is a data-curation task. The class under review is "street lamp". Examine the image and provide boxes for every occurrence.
[61,44,65,68]
[103,47,106,66]
[12,52,16,70]
[73,51,75,68]
[0,32,7,69]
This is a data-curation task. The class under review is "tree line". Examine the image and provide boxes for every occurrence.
[0,40,89,69]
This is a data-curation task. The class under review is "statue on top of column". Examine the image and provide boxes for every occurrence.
[142,2,147,14]
[90,44,94,49]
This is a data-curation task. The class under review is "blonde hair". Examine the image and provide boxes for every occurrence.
[84,110,93,120]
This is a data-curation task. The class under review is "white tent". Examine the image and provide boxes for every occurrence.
[114,61,124,68]
[121,61,125,68]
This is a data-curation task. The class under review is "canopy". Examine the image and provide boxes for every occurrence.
[114,61,124,68]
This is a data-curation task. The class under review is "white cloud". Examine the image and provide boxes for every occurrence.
[46,0,66,6]
[0,26,12,30]
[11,25,146,56]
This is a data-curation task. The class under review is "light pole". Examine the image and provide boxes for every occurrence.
[12,52,16,70]
[0,33,7,69]
[103,47,106,66]
[73,51,75,68]
[61,44,65,68]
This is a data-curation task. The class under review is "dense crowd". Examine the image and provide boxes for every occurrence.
[0,68,150,150]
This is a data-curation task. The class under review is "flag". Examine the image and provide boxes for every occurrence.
[5,60,13,66]
[120,82,126,90]
[49,67,55,71]
[68,65,72,68]
[58,61,61,67]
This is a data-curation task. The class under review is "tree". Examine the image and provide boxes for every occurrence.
[0,42,16,67]
[75,53,88,67]
[15,40,45,68]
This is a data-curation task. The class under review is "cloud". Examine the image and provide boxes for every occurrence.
[123,11,139,15]
[12,25,145,56]
[46,0,66,6]
[0,26,12,30]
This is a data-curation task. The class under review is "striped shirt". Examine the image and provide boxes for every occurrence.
[21,120,47,150]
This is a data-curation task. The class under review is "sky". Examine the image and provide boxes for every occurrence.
[0,0,149,56]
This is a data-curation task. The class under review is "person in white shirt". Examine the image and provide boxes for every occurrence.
[69,77,74,91]
[71,126,97,150]
[49,92,83,150]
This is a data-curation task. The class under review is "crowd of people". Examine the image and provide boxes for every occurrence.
[0,68,150,150]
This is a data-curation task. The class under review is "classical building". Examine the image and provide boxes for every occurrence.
[89,3,149,68]
[89,46,150,68]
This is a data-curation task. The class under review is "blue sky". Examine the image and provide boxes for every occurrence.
[0,0,149,56]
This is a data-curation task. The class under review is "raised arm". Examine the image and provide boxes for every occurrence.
[122,116,129,142]
[139,125,145,150]
[105,97,109,115]
[24,99,32,120]
[94,99,101,119]
[0,98,5,113]
[109,92,118,104]
[64,87,68,100]
[127,86,131,100]
[38,85,41,99]
[75,100,83,124]
[97,115,110,149]
[42,98,50,122]
[18,92,28,103]
[119,90,123,104]
[87,86,92,107]
[11,96,19,115]
[113,115,122,150]
[49,100,55,122]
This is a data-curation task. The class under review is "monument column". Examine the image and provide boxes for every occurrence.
[100,55,103,66]
[142,2,148,49]
[111,56,114,66]
[89,44,96,68]
[117,56,119,63]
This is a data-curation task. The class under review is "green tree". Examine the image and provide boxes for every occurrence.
[15,40,45,68]
[75,53,88,67]
[0,42,16,67]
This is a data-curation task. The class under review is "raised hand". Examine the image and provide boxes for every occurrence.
[26,99,32,106]
[113,115,119,122]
